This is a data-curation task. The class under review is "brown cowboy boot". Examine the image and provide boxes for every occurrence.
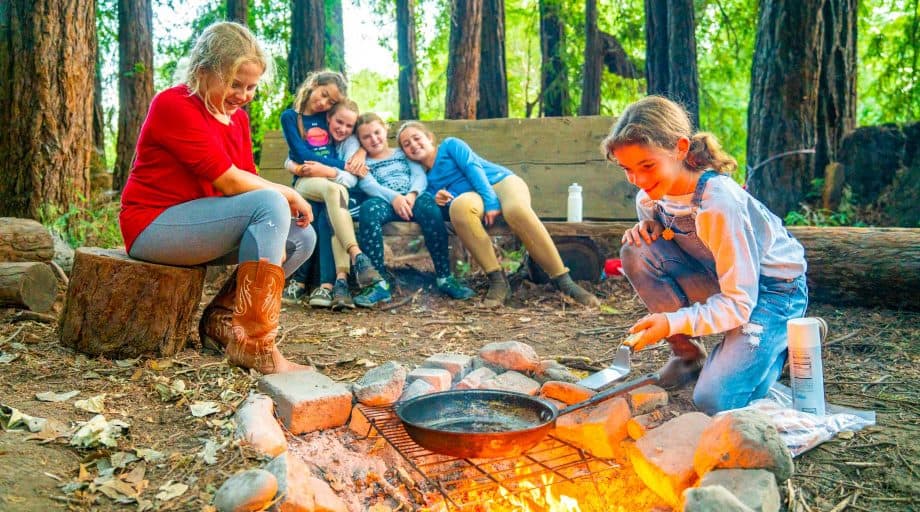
[199,269,238,352]
[227,259,313,374]
[656,334,707,390]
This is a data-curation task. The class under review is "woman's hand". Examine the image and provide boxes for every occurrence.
[434,189,454,206]
[285,190,313,226]
[622,219,663,246]
[625,313,669,352]
[392,195,413,221]
[483,209,502,227]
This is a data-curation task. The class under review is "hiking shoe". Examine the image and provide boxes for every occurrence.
[307,287,333,308]
[552,272,600,306]
[282,281,307,304]
[436,275,476,300]
[331,279,355,311]
[482,271,511,308]
[354,281,391,308]
[353,253,383,288]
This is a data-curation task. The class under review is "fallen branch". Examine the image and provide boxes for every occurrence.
[12,310,58,324]
[380,290,421,312]
[368,471,415,511]
[48,260,69,286]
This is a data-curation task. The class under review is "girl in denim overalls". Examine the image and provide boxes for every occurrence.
[603,96,808,414]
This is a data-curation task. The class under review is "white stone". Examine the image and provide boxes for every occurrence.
[214,469,278,512]
[257,371,352,435]
[234,393,287,457]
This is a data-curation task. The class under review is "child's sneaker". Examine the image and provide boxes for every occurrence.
[436,275,476,300]
[353,253,383,288]
[331,279,355,311]
[307,287,333,308]
[282,281,307,304]
[354,281,391,308]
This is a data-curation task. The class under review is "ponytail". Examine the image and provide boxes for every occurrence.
[687,132,737,174]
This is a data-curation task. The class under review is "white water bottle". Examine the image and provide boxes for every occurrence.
[567,183,583,222]
[787,317,828,416]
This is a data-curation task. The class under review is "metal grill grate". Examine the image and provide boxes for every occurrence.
[356,404,620,510]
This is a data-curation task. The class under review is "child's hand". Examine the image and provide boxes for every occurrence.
[622,219,663,246]
[483,209,502,226]
[392,195,413,221]
[625,313,669,351]
[434,189,454,206]
[405,192,418,209]
[346,161,368,177]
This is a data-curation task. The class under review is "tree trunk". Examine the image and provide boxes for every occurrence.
[477,2,508,119]
[325,0,345,73]
[289,0,325,95]
[579,0,602,116]
[0,262,58,313]
[644,0,669,96]
[226,0,247,24]
[113,0,154,192]
[397,0,420,120]
[91,51,107,182]
[666,0,700,128]
[600,32,639,78]
[746,0,823,217]
[0,218,55,263]
[0,0,94,219]
[793,227,920,310]
[815,0,856,179]
[540,0,568,116]
[60,248,206,358]
[445,0,483,119]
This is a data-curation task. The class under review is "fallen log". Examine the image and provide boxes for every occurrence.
[59,248,205,358]
[0,262,58,312]
[791,226,920,310]
[0,218,55,262]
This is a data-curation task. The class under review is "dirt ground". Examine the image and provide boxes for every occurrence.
[0,260,917,511]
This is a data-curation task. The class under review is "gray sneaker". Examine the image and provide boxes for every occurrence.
[307,287,333,308]
[282,281,307,304]
[353,253,383,288]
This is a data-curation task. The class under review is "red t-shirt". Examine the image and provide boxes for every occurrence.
[119,85,257,251]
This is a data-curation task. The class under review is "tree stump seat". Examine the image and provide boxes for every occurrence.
[60,248,205,358]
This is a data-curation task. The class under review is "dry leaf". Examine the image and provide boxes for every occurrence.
[35,390,79,402]
[189,401,220,418]
[135,448,165,463]
[155,482,188,501]
[74,394,106,414]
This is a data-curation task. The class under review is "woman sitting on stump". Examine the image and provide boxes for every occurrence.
[397,121,599,307]
[119,21,315,374]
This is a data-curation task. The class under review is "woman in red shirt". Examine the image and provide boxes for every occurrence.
[120,22,314,374]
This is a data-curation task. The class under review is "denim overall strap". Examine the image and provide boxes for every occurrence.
[691,170,721,209]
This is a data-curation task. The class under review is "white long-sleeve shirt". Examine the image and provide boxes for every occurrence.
[635,175,806,337]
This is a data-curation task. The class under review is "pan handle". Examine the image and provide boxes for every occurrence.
[558,372,660,416]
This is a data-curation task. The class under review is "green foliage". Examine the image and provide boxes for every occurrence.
[858,0,920,124]
[783,184,866,227]
[41,199,123,250]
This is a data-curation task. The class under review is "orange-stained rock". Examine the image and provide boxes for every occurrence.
[540,381,596,405]
[307,476,349,512]
[627,385,668,415]
[553,396,631,458]
[626,410,665,440]
[625,412,712,508]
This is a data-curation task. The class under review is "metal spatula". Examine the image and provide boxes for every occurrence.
[576,331,642,390]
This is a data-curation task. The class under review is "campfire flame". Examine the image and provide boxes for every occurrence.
[498,473,581,511]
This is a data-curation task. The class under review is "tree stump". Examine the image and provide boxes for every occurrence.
[0,262,57,312]
[60,248,205,358]
[0,218,55,262]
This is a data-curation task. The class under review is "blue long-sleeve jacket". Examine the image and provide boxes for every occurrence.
[280,109,347,169]
[426,137,513,212]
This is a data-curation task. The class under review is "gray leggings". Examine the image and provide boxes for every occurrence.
[129,189,316,278]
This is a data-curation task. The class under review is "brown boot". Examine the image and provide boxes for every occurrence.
[656,334,707,390]
[199,269,238,352]
[227,259,313,374]
[482,270,512,308]
[551,272,600,307]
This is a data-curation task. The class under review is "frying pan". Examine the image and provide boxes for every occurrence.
[395,372,659,459]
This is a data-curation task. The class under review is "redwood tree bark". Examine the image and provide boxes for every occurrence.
[226,0,247,24]
[114,0,154,191]
[445,0,483,119]
[0,0,94,218]
[289,0,325,95]
[92,51,107,179]
[747,0,824,217]
[579,0,602,115]
[667,0,700,128]
[397,0,420,120]
[540,0,568,116]
[477,3,508,119]
[815,0,856,178]
[325,0,345,73]
[644,0,669,96]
